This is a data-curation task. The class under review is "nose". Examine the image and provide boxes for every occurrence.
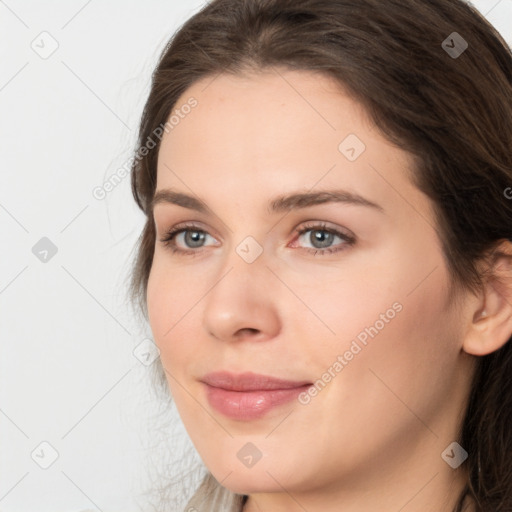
[202,250,281,343]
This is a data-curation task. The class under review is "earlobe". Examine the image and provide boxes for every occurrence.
[463,240,512,357]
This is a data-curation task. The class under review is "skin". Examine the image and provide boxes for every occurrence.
[146,68,512,511]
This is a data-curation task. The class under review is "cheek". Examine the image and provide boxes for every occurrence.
[146,264,168,343]
[294,271,459,473]
[304,245,457,405]
[283,242,417,352]
[289,267,406,371]
[147,262,181,354]
[146,260,204,372]
[338,266,458,418]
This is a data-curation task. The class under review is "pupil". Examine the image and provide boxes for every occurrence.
[312,230,333,248]
[186,231,205,247]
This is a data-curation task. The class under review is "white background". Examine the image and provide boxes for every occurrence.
[1,1,511,511]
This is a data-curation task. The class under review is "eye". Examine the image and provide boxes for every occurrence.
[158,223,218,255]
[291,222,355,256]
[158,221,356,257]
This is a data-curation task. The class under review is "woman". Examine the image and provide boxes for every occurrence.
[129,0,512,510]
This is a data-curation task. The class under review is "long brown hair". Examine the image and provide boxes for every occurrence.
[129,1,512,510]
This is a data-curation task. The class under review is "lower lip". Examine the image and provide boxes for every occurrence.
[204,383,311,420]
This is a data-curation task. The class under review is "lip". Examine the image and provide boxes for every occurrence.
[201,371,312,420]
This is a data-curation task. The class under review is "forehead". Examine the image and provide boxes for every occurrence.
[155,68,427,222]
[159,68,371,166]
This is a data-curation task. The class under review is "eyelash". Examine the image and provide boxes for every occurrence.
[158,222,356,257]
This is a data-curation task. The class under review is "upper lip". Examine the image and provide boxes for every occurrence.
[201,371,312,391]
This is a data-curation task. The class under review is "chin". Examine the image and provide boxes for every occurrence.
[204,450,302,495]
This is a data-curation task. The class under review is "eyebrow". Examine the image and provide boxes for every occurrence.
[151,188,384,214]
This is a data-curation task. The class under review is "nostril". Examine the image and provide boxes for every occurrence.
[236,327,260,337]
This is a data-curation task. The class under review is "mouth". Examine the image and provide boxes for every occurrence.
[200,371,313,420]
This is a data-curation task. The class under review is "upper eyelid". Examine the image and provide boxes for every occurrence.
[159,220,348,235]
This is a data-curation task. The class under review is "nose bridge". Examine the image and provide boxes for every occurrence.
[201,237,280,342]
[217,230,269,290]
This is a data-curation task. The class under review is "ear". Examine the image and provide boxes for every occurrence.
[463,239,512,357]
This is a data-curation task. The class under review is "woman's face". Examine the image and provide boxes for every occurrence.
[147,69,476,507]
